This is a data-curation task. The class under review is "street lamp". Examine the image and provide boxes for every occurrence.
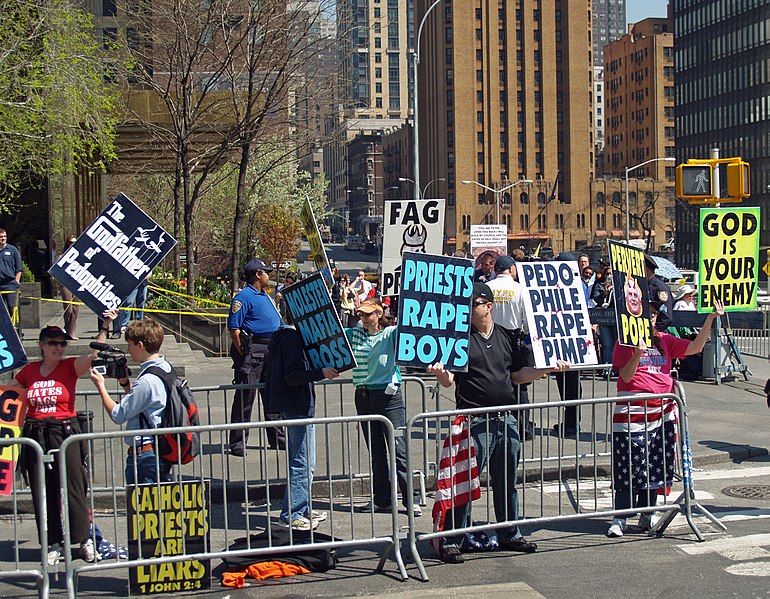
[624,157,675,242]
[412,0,444,202]
[399,176,446,199]
[462,179,534,224]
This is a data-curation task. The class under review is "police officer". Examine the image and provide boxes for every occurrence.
[0,228,22,316]
[645,254,673,331]
[228,259,284,456]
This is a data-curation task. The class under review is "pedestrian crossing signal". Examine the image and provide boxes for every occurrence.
[676,164,714,200]
[726,161,750,199]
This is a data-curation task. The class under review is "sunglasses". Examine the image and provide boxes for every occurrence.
[45,340,68,347]
[473,300,490,307]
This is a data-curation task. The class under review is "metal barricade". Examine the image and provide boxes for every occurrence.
[56,415,408,597]
[403,392,708,582]
[0,437,48,599]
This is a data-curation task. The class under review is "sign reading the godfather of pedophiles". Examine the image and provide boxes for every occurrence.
[396,252,474,371]
[283,272,356,372]
[519,261,598,368]
[608,240,652,348]
[49,193,176,315]
[0,299,26,375]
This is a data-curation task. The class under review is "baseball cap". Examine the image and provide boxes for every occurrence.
[494,255,516,273]
[243,258,273,274]
[472,282,494,303]
[39,325,74,341]
[357,300,383,314]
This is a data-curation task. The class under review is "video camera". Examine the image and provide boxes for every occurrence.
[90,342,131,379]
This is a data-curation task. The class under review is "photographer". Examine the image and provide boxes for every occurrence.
[89,318,173,485]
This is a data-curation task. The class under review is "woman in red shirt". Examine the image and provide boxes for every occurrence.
[11,314,115,565]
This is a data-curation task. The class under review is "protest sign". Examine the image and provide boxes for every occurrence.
[381,199,445,296]
[470,225,507,268]
[0,299,26,375]
[283,272,356,372]
[0,387,26,495]
[396,252,473,371]
[608,240,652,348]
[49,193,176,315]
[128,480,210,594]
[519,261,598,368]
[698,207,760,313]
[299,197,334,290]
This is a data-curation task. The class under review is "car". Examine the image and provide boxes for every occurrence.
[362,241,380,255]
[344,235,364,251]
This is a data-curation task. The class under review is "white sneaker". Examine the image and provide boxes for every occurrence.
[47,544,63,567]
[279,516,319,531]
[80,538,102,562]
[607,518,627,538]
[411,504,423,517]
[639,513,661,532]
[310,509,328,523]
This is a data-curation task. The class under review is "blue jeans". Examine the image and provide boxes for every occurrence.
[443,414,523,548]
[599,325,618,364]
[115,288,138,333]
[280,415,315,521]
[134,280,148,320]
[125,449,172,485]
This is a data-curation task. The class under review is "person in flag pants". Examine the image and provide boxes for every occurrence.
[427,282,569,564]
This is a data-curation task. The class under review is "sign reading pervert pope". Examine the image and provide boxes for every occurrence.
[128,480,211,595]
[282,272,356,372]
[49,193,176,315]
[299,197,334,290]
[608,240,652,348]
[381,199,445,296]
[698,207,760,313]
[519,261,598,368]
[396,252,473,371]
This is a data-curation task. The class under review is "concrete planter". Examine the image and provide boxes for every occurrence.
[18,282,41,329]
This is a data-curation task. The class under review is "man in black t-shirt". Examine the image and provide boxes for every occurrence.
[428,282,569,564]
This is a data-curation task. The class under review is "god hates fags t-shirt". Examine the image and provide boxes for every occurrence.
[16,357,79,420]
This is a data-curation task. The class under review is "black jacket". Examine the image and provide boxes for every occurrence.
[264,326,325,417]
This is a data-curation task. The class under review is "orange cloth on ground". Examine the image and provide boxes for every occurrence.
[221,561,311,587]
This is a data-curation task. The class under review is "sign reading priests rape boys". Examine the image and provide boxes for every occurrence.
[608,240,652,348]
[49,193,176,315]
[396,252,473,371]
[519,261,597,368]
[282,272,356,372]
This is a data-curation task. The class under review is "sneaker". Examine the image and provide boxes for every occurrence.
[80,538,102,562]
[411,504,423,517]
[279,516,319,531]
[310,509,328,523]
[639,513,661,532]
[47,544,63,567]
[607,518,628,538]
[440,546,465,564]
[499,536,538,553]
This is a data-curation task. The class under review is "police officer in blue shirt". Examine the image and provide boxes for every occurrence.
[228,259,284,455]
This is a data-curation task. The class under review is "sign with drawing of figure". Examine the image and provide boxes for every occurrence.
[49,193,176,315]
[608,240,652,348]
[381,199,445,296]
[469,224,507,268]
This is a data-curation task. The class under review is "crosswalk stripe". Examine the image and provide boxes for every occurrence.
[725,562,770,577]
[693,466,770,481]
[677,534,770,556]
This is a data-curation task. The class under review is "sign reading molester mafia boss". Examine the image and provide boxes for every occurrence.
[396,252,474,371]
[282,272,356,372]
[49,193,177,315]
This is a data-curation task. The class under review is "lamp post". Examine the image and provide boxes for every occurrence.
[412,0,444,202]
[399,176,446,199]
[624,157,675,242]
[462,179,534,224]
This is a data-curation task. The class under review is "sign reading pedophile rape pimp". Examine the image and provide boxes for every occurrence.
[49,193,176,315]
[395,252,474,371]
[519,260,598,368]
[608,240,652,348]
[282,272,356,372]
[381,198,445,296]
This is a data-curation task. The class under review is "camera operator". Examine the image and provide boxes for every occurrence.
[89,318,173,485]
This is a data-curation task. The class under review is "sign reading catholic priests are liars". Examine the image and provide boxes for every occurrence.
[50,194,176,315]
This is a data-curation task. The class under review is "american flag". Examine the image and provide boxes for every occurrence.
[612,421,676,496]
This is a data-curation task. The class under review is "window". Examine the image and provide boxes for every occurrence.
[103,0,117,16]
[520,192,529,204]
[477,152,484,164]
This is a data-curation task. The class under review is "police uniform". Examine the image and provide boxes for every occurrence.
[227,261,283,453]
[645,256,673,332]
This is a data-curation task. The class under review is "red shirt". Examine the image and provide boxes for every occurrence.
[16,357,79,420]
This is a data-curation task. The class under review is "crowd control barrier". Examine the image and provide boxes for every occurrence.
[0,437,48,599]
[403,390,716,582]
[56,415,407,598]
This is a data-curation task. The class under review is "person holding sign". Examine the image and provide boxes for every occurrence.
[607,298,724,538]
[427,283,569,564]
[10,312,118,566]
[347,298,422,516]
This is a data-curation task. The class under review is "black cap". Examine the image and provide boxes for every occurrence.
[243,258,273,274]
[644,255,658,271]
[39,325,74,341]
[472,282,494,303]
[494,255,516,273]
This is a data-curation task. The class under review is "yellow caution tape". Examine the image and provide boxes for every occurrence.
[21,296,229,319]
[148,283,230,307]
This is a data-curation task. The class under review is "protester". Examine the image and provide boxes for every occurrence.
[337,273,358,327]
[592,264,618,365]
[134,275,150,320]
[60,235,80,338]
[578,254,595,305]
[89,318,174,485]
[265,307,339,531]
[427,283,569,564]
[112,286,138,338]
[673,285,697,311]
[0,228,22,316]
[473,251,497,283]
[351,270,372,304]
[346,298,421,515]
[645,255,673,331]
[227,259,284,456]
[275,273,297,320]
[608,298,724,537]
[12,311,117,566]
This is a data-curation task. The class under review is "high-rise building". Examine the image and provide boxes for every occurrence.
[418,0,594,253]
[593,0,627,67]
[673,0,770,269]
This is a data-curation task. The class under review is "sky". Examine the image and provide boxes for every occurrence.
[626,0,669,24]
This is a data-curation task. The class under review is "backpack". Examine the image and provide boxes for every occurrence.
[140,365,201,465]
